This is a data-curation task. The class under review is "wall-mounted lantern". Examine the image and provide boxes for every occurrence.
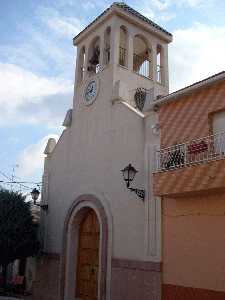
[121,163,145,200]
[31,188,48,211]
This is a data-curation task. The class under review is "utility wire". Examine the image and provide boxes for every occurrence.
[0,168,42,197]
[0,170,11,180]
[3,182,30,190]
[2,181,41,185]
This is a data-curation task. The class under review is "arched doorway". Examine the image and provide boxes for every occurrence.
[60,195,111,300]
[76,209,100,300]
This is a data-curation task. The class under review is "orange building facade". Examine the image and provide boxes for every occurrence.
[153,72,225,299]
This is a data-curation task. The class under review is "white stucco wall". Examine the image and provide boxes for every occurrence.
[42,13,170,263]
[45,68,146,260]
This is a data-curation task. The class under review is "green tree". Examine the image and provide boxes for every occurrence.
[0,188,40,291]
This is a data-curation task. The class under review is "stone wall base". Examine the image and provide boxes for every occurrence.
[111,258,162,300]
[32,254,60,300]
[31,256,225,300]
[32,256,162,300]
[163,284,225,300]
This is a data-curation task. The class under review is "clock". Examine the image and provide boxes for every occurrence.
[83,78,99,105]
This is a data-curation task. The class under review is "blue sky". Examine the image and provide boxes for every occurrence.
[0,0,225,194]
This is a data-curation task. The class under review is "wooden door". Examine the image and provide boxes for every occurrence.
[76,209,100,300]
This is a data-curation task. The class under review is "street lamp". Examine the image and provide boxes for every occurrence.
[31,188,48,211]
[121,163,145,200]
[31,188,40,205]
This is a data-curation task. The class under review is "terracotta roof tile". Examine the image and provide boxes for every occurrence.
[113,2,172,36]
[73,2,172,43]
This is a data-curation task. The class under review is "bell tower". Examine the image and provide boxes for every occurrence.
[73,2,172,112]
[39,4,174,300]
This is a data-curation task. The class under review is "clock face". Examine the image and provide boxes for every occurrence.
[84,80,98,105]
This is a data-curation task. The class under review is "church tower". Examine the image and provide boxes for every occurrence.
[73,2,172,112]
[38,3,173,300]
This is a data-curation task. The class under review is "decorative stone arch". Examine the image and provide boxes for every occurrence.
[59,194,110,300]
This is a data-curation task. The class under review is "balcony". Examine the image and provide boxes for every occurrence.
[153,132,225,197]
[155,131,225,172]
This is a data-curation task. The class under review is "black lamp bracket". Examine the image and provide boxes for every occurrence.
[35,203,48,211]
[128,187,145,200]
[121,163,145,201]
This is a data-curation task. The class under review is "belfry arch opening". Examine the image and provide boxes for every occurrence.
[157,44,164,84]
[133,34,152,78]
[119,25,128,67]
[104,26,111,65]
[78,46,85,83]
[88,36,101,74]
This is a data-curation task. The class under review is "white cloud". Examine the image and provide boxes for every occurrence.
[81,1,96,10]
[150,0,170,11]
[0,63,72,107]
[14,92,73,128]
[18,134,59,178]
[139,0,208,23]
[138,0,173,22]
[46,16,83,37]
[0,63,73,127]
[169,23,225,91]
[180,0,203,7]
[0,5,78,128]
[138,4,155,20]
[159,12,176,22]
[150,0,204,9]
[38,6,84,38]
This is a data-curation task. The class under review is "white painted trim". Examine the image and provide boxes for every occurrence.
[112,100,145,118]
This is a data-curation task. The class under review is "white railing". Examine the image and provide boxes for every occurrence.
[155,131,225,172]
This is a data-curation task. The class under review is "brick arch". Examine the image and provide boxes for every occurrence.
[59,194,109,300]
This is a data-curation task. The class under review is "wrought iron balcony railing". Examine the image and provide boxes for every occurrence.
[155,131,225,172]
